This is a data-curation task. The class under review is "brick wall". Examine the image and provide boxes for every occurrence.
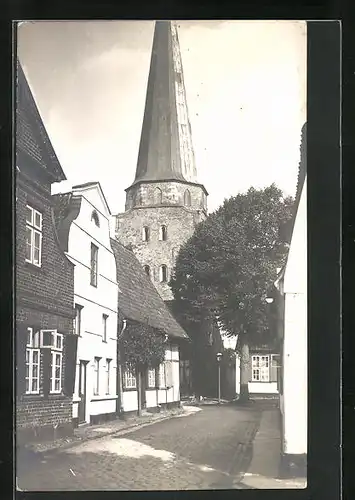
[16,162,75,442]
[16,175,74,317]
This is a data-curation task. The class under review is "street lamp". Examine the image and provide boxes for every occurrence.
[216,352,222,404]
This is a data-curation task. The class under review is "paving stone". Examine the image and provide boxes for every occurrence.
[17,405,262,491]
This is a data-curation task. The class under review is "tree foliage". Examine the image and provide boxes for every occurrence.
[170,184,294,346]
[119,321,166,368]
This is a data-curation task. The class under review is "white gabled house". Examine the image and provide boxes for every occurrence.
[274,123,307,477]
[54,181,119,425]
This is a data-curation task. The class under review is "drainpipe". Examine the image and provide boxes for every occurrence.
[116,318,127,418]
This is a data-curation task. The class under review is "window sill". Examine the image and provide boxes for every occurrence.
[90,395,118,402]
[122,387,137,392]
[24,261,43,272]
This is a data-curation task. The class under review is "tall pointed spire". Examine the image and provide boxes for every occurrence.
[131,21,197,187]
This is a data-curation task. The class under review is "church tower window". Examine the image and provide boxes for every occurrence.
[144,265,150,277]
[154,187,163,205]
[159,225,167,241]
[159,265,168,283]
[142,226,150,242]
[184,189,191,207]
[91,210,100,227]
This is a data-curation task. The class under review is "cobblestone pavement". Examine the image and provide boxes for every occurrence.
[17,404,263,491]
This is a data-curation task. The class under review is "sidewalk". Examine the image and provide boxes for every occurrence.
[238,407,307,489]
[22,405,197,455]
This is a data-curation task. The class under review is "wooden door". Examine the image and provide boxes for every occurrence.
[78,361,87,424]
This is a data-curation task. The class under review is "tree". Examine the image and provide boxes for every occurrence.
[119,320,166,415]
[170,184,293,402]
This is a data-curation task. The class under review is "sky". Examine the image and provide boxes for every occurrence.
[17,20,306,214]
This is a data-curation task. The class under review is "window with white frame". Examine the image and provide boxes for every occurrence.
[25,205,42,266]
[90,243,98,287]
[251,355,270,382]
[48,331,64,394]
[51,351,63,393]
[124,364,137,389]
[40,329,63,350]
[159,362,166,388]
[106,359,111,394]
[93,357,101,395]
[147,368,156,388]
[102,314,108,342]
[74,304,83,335]
[25,328,40,394]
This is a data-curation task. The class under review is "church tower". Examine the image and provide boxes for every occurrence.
[114,21,208,301]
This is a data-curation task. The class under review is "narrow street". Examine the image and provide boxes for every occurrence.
[17,402,273,491]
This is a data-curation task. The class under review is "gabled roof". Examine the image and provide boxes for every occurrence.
[72,181,112,216]
[16,61,66,183]
[110,238,189,341]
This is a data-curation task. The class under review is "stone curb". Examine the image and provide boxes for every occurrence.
[237,475,307,489]
[25,409,188,456]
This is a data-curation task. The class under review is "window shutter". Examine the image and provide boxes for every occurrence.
[42,349,52,398]
[16,324,27,399]
[270,355,278,382]
[63,334,78,396]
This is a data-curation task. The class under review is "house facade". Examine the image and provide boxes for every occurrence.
[275,123,307,477]
[235,347,279,396]
[111,239,189,414]
[221,334,279,399]
[16,63,77,443]
[53,182,119,426]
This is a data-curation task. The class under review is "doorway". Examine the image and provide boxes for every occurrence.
[78,360,88,424]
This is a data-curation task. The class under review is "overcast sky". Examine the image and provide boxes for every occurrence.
[17,20,306,214]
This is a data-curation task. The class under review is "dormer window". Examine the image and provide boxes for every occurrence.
[142,226,150,242]
[144,265,150,277]
[184,189,191,207]
[159,265,168,283]
[159,225,167,241]
[91,210,100,227]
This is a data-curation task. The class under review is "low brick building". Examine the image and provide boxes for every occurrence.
[16,63,77,443]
